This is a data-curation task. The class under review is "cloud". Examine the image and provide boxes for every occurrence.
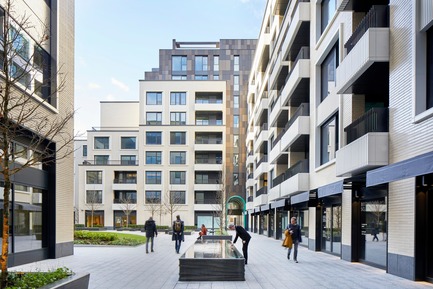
[87,82,101,89]
[240,0,250,3]
[111,77,130,92]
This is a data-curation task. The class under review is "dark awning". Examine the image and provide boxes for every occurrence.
[367,150,433,187]
[291,191,310,205]
[318,180,344,198]
[270,198,288,209]
[260,204,270,212]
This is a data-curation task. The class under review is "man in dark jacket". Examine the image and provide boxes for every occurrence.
[172,215,184,254]
[287,216,302,262]
[229,224,251,264]
[144,216,157,253]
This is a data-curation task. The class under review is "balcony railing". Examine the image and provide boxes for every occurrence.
[259,123,268,134]
[256,155,268,167]
[82,160,139,166]
[195,139,222,144]
[247,195,254,202]
[195,159,222,164]
[248,173,254,179]
[256,186,268,197]
[196,120,223,125]
[271,159,309,188]
[113,179,137,184]
[345,5,389,54]
[272,103,309,148]
[113,198,137,204]
[345,108,389,144]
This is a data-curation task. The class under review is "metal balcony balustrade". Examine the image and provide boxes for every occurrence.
[247,151,254,156]
[113,178,137,184]
[345,108,389,145]
[259,123,268,134]
[247,195,254,202]
[271,159,309,188]
[195,120,223,125]
[195,159,222,164]
[113,198,137,204]
[272,103,309,148]
[256,155,268,167]
[195,139,222,144]
[256,186,268,197]
[195,99,223,104]
[82,160,139,166]
[247,173,254,179]
[345,5,389,54]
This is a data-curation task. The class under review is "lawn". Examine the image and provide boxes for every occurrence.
[74,231,147,246]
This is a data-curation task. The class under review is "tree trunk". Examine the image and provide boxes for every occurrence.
[1,175,11,289]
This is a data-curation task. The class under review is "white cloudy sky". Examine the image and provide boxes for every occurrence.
[74,0,266,137]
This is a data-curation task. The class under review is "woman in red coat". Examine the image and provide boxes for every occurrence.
[197,224,208,240]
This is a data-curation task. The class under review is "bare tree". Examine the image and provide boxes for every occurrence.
[212,171,227,234]
[163,190,183,226]
[0,2,75,286]
[120,195,136,228]
[84,191,103,227]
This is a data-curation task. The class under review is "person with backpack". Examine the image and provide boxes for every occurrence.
[172,215,184,254]
[144,216,158,253]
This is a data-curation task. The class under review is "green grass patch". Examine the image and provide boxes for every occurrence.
[74,231,146,246]
[6,267,73,289]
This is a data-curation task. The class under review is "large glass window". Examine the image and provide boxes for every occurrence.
[170,151,186,164]
[234,75,239,91]
[86,190,103,204]
[121,155,136,165]
[213,56,219,71]
[170,171,186,184]
[146,171,161,184]
[94,155,109,165]
[234,115,239,128]
[234,95,239,108]
[170,92,186,105]
[170,112,186,125]
[114,171,137,184]
[146,132,162,145]
[82,145,87,157]
[145,191,161,204]
[195,56,208,72]
[320,114,338,165]
[146,92,162,105]
[146,151,162,164]
[234,55,240,71]
[94,137,109,149]
[121,137,136,149]
[195,75,208,80]
[146,112,162,125]
[321,0,337,33]
[11,26,29,61]
[321,42,338,101]
[114,191,137,204]
[172,56,187,71]
[170,132,186,145]
[170,191,186,204]
[13,143,28,159]
[86,171,102,184]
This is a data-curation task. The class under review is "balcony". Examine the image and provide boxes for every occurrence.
[255,155,268,177]
[246,173,255,188]
[253,192,268,207]
[273,160,309,198]
[336,6,389,94]
[336,108,389,176]
[246,151,254,166]
[246,195,254,210]
[254,124,268,153]
[81,160,139,166]
[280,114,309,153]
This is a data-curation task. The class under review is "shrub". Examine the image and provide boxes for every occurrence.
[6,267,72,289]
[74,231,146,246]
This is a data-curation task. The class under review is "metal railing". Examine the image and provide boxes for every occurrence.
[271,159,309,188]
[345,5,389,54]
[256,186,268,197]
[272,103,309,148]
[113,179,137,184]
[256,155,268,167]
[247,195,254,202]
[345,107,389,144]
[82,160,139,166]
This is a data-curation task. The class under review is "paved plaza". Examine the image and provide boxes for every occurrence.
[10,231,433,289]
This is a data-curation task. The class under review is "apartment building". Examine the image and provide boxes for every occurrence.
[0,1,75,266]
[247,0,433,282]
[76,39,256,229]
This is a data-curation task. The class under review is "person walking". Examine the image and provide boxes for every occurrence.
[197,224,208,240]
[172,215,184,254]
[372,226,379,242]
[287,216,302,263]
[144,216,158,254]
[229,224,251,265]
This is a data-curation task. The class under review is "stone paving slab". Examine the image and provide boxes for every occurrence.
[9,231,433,289]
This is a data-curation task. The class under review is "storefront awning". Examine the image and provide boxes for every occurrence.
[367,150,433,187]
[260,204,270,212]
[291,191,309,205]
[270,199,287,209]
[318,180,344,198]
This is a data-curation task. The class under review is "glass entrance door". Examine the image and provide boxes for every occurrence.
[321,205,341,254]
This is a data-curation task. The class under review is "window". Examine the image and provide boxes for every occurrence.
[121,155,137,165]
[146,112,162,125]
[233,154,239,166]
[234,135,239,147]
[320,114,339,165]
[145,191,161,204]
[195,75,208,80]
[214,75,219,80]
[170,171,186,184]
[146,132,162,145]
[13,143,27,159]
[146,151,162,164]
[172,56,187,71]
[234,75,239,91]
[11,62,30,88]
[170,132,186,145]
[234,115,239,128]
[321,0,337,33]
[427,27,433,110]
[146,92,162,105]
[170,191,186,204]
[195,56,208,72]
[114,191,137,203]
[11,26,29,61]
[321,42,338,101]
[86,190,102,204]
[86,171,102,184]
[170,112,186,125]
[82,145,87,157]
[172,75,187,80]
[114,171,137,184]
[33,45,51,100]
[121,137,136,149]
[195,173,209,184]
[213,56,219,71]
[234,173,239,186]
[170,151,186,164]
[94,137,109,149]
[234,56,240,71]
[146,171,162,184]
[15,185,28,192]
[94,155,109,165]
[170,92,186,105]
[234,95,239,108]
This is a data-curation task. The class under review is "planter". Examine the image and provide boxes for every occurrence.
[202,235,232,241]
[39,272,90,289]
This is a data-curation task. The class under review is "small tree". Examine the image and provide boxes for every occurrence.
[144,198,162,220]
[84,191,103,227]
[212,171,227,234]
[120,194,136,228]
[163,190,182,226]
[0,1,75,287]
